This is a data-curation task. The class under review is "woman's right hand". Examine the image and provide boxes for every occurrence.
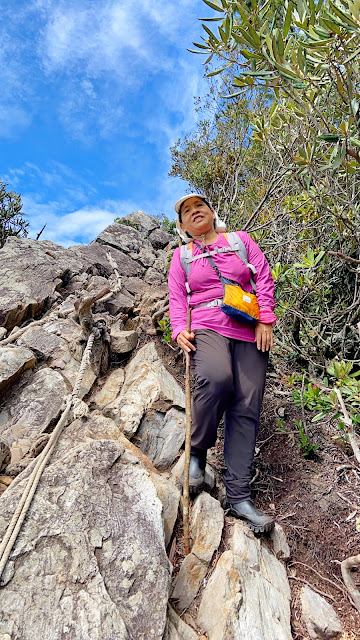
[176,330,196,353]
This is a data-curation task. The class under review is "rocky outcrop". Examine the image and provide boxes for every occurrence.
[0,212,298,640]
[300,585,343,639]
[197,522,292,640]
[0,413,176,640]
[0,346,36,393]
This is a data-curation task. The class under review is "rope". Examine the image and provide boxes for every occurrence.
[0,309,60,346]
[0,330,96,583]
[95,250,123,304]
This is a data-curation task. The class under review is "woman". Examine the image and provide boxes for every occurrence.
[168,193,277,533]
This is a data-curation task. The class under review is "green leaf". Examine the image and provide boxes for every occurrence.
[206,65,230,77]
[224,90,245,98]
[284,1,292,38]
[318,133,340,142]
[329,1,359,27]
[350,137,360,148]
[202,0,224,12]
[343,45,360,64]
[187,48,207,54]
[202,23,219,42]
[192,41,210,50]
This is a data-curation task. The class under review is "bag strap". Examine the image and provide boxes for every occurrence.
[223,232,257,293]
[180,241,194,305]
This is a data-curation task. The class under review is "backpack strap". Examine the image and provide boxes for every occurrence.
[223,232,257,293]
[180,242,194,305]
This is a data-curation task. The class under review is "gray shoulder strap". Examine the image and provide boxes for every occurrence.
[226,232,257,293]
[180,243,192,301]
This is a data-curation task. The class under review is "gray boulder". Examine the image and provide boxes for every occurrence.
[0,346,36,393]
[0,413,175,640]
[132,407,185,470]
[0,238,87,330]
[300,585,343,639]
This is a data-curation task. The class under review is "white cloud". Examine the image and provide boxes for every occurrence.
[23,193,140,246]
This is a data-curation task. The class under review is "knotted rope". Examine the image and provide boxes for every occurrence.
[0,330,96,583]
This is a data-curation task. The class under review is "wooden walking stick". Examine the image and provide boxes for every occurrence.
[183,307,192,556]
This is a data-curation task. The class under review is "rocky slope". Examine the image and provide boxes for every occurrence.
[0,212,345,640]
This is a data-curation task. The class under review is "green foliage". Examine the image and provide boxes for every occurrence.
[152,213,177,235]
[0,181,28,248]
[296,419,320,457]
[114,217,139,230]
[157,314,173,345]
[291,359,360,443]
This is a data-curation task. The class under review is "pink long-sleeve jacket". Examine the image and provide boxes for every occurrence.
[168,231,277,343]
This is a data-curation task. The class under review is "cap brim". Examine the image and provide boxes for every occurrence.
[174,193,206,214]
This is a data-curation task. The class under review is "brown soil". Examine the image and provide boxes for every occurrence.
[155,336,360,639]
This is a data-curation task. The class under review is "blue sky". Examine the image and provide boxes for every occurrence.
[0,0,214,246]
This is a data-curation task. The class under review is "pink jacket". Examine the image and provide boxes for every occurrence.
[168,231,277,343]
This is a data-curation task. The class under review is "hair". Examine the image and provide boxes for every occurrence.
[178,197,211,223]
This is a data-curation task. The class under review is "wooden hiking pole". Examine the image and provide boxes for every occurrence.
[183,307,192,556]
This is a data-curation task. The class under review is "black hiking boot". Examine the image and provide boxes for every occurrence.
[180,451,207,495]
[225,499,275,534]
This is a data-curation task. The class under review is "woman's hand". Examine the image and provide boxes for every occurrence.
[255,322,274,352]
[176,330,196,353]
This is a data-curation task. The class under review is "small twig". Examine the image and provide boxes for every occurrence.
[36,224,46,240]
[289,561,350,599]
[288,576,335,602]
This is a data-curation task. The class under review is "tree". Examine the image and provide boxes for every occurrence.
[0,181,28,248]
[174,0,360,367]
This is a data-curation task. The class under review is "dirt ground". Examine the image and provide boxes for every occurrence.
[155,336,360,640]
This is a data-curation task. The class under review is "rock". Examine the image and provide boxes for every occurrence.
[148,228,173,250]
[42,317,82,344]
[0,237,87,330]
[70,242,145,278]
[121,276,147,296]
[0,475,12,496]
[60,356,97,399]
[0,441,10,471]
[271,522,291,561]
[91,369,125,409]
[171,494,224,611]
[0,368,67,451]
[0,346,36,393]
[104,342,185,438]
[171,553,208,612]
[130,247,155,268]
[135,284,168,318]
[110,328,138,356]
[144,254,169,286]
[17,325,70,362]
[300,585,343,639]
[191,493,224,563]
[197,550,242,640]
[0,328,7,340]
[120,211,160,236]
[96,223,154,262]
[163,605,198,640]
[198,522,292,640]
[0,412,173,640]
[132,407,185,470]
[104,291,135,316]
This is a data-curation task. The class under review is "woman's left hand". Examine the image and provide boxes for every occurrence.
[255,322,274,352]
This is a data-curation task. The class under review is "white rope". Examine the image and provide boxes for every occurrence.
[0,309,60,346]
[0,330,96,582]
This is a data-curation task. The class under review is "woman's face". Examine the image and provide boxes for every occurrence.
[179,197,215,237]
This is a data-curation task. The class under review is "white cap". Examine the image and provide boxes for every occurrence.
[174,193,226,242]
[174,193,207,214]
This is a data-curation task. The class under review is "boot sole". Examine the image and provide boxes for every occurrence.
[225,504,275,534]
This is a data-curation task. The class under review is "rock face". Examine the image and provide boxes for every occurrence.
[104,342,185,438]
[0,212,305,640]
[197,522,292,640]
[171,494,224,611]
[0,413,175,640]
[300,585,343,640]
[0,346,36,393]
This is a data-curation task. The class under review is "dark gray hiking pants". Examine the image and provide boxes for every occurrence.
[190,329,268,502]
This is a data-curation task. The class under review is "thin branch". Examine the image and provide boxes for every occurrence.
[341,554,360,614]
[328,251,360,265]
